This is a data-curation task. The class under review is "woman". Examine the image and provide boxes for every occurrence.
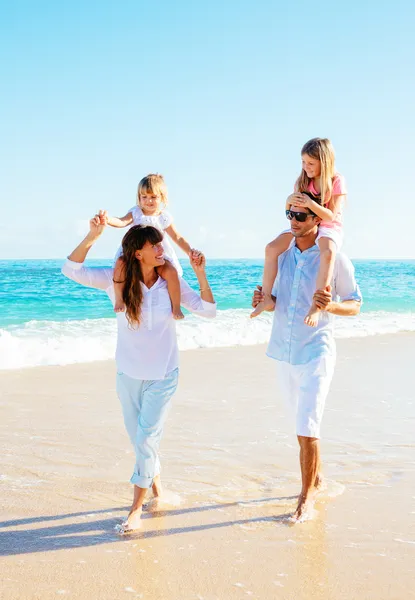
[62,211,216,532]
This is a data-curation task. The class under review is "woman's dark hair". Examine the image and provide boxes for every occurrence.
[119,225,163,327]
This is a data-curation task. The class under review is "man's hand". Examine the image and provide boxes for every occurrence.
[252,285,264,308]
[313,285,333,312]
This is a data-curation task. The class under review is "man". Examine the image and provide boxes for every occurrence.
[252,202,362,522]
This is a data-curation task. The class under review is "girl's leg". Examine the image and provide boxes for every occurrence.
[304,237,337,327]
[113,257,126,313]
[250,232,293,318]
[157,261,183,320]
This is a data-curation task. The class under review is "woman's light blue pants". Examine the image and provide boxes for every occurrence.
[116,368,179,488]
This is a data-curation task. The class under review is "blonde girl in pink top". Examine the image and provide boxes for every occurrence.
[251,137,347,326]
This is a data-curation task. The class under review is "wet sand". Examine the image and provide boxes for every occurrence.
[1,334,415,600]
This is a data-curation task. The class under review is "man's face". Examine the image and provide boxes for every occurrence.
[288,205,320,238]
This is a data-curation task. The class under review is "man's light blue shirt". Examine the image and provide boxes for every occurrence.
[267,242,362,365]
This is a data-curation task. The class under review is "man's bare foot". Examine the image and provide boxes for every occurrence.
[172,308,185,320]
[115,508,142,533]
[304,301,320,327]
[289,493,317,523]
[114,301,125,313]
[250,296,275,318]
[314,473,326,492]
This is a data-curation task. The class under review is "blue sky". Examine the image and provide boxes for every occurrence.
[1,0,414,259]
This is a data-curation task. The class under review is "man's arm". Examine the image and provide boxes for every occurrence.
[313,288,361,316]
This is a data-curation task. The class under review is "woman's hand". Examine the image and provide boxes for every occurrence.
[89,210,108,237]
[190,250,206,273]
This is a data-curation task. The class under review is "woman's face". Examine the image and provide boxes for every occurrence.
[136,241,165,268]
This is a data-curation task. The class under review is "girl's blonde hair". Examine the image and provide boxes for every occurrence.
[295,138,336,206]
[136,173,168,206]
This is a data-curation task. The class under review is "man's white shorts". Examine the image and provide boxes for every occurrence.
[275,354,336,438]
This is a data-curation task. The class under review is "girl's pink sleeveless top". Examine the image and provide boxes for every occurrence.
[308,173,347,229]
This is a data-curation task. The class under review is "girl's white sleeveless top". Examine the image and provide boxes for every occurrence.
[114,206,183,276]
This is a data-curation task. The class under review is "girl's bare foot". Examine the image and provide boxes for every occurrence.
[172,308,184,320]
[250,296,275,318]
[114,301,125,313]
[304,301,320,327]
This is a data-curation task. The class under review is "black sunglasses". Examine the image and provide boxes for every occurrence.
[285,209,316,222]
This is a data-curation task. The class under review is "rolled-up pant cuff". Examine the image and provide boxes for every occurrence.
[130,472,154,489]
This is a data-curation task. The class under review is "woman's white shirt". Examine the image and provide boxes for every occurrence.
[61,259,216,380]
[114,206,183,275]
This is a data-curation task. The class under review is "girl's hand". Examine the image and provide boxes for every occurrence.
[291,193,312,209]
[190,250,206,272]
[190,248,203,266]
[98,210,109,225]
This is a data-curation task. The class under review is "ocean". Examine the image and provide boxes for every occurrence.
[0,259,414,370]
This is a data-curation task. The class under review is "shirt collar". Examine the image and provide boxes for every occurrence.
[290,239,319,255]
[141,276,163,293]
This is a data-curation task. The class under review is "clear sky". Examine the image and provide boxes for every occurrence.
[1,0,414,259]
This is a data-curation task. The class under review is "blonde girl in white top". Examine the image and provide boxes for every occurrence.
[105,173,199,319]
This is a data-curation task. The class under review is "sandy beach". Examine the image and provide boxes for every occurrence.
[1,334,415,600]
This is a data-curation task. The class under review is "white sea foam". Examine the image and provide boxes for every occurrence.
[0,309,414,370]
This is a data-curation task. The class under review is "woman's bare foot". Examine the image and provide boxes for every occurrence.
[304,300,320,327]
[145,477,182,512]
[115,507,143,533]
[250,295,276,318]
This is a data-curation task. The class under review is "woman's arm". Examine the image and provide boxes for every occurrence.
[179,253,216,317]
[68,213,106,263]
[62,212,113,291]
[190,253,214,304]
[107,211,134,228]
[164,223,193,256]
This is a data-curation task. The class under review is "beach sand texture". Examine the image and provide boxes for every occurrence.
[1,334,414,600]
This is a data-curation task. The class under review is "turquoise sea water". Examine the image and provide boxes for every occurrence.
[0,259,414,369]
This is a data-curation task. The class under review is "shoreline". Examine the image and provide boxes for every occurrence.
[1,330,415,375]
[1,333,414,599]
